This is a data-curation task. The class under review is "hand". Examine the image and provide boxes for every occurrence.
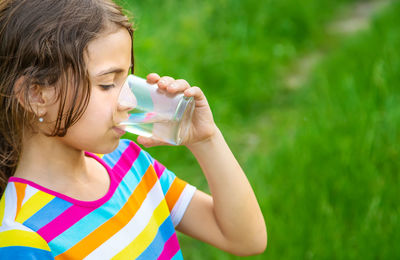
[136,73,218,148]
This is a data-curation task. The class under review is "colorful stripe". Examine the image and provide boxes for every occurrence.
[0,193,6,226]
[37,203,96,242]
[170,185,196,227]
[85,182,167,259]
[0,229,50,250]
[117,151,153,182]
[136,217,175,260]
[15,189,54,224]
[153,159,166,178]
[171,250,184,260]
[0,139,195,259]
[111,141,141,175]
[84,188,162,259]
[111,199,170,259]
[23,197,72,232]
[165,178,186,212]
[49,153,153,255]
[21,186,41,207]
[55,167,158,259]
[100,139,131,168]
[158,233,182,260]
[159,169,177,196]
[14,183,26,217]
[48,158,143,255]
[2,183,18,224]
[50,146,154,256]
[0,246,54,259]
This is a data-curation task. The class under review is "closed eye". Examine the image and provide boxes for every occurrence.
[99,84,115,90]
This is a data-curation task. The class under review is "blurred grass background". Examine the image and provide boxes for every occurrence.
[117,0,400,259]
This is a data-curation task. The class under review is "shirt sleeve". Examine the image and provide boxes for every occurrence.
[0,227,54,259]
[142,150,197,227]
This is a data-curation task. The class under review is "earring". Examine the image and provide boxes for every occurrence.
[38,117,44,123]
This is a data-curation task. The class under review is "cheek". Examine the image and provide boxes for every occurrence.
[81,95,115,127]
[66,88,119,137]
[63,101,112,144]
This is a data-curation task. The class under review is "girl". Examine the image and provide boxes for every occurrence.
[0,0,266,259]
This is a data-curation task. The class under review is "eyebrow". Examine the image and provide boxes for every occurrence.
[95,67,125,77]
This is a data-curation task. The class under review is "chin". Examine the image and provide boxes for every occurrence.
[104,138,121,154]
[86,137,121,155]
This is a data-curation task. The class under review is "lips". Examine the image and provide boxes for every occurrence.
[112,126,126,136]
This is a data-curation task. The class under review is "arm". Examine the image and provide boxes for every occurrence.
[177,127,267,256]
[138,73,267,256]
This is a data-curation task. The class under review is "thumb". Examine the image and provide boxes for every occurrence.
[137,136,170,148]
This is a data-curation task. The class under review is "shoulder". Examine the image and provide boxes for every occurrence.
[0,225,53,259]
[0,184,53,259]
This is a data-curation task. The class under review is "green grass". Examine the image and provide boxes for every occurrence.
[117,0,400,259]
[118,0,358,118]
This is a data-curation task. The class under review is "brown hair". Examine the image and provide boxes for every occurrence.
[0,0,134,195]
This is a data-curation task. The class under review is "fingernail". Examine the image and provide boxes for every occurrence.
[169,83,176,89]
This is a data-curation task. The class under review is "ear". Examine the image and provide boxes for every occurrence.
[14,77,55,118]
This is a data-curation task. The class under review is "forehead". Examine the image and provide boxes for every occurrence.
[85,28,132,76]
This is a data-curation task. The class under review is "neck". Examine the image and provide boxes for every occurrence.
[13,131,111,202]
[14,132,89,186]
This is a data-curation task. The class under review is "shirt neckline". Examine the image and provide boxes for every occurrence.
[8,152,115,208]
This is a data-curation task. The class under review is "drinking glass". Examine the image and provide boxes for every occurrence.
[117,75,195,145]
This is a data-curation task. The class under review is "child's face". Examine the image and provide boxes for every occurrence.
[54,27,132,154]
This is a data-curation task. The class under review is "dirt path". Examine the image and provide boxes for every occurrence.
[284,0,394,89]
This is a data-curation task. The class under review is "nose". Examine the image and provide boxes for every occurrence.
[117,80,137,111]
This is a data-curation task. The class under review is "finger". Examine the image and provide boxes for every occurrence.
[184,86,203,100]
[167,79,191,93]
[137,136,171,148]
[146,73,161,84]
[184,86,209,107]
[157,76,175,90]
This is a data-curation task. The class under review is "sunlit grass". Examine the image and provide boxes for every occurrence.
[117,0,400,259]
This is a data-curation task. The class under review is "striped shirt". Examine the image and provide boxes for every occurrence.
[0,139,196,259]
